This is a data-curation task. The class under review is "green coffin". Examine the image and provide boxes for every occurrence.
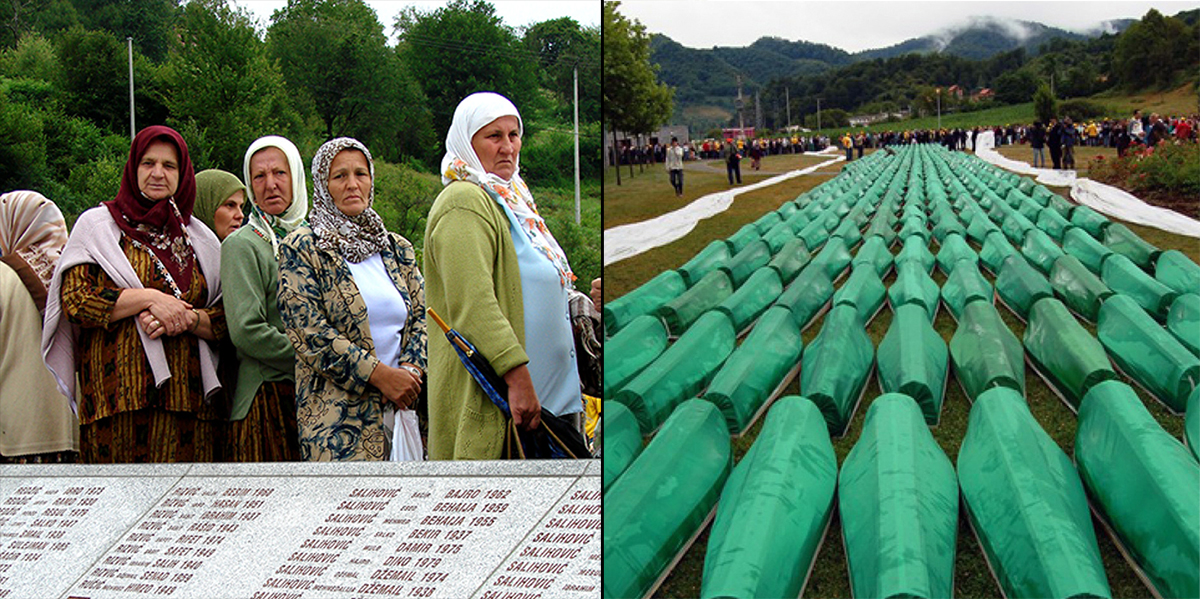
[832,266,887,325]
[1103,223,1160,270]
[936,233,979,275]
[1061,227,1113,274]
[601,400,643,492]
[1036,207,1072,241]
[1188,387,1199,462]
[702,306,802,433]
[715,267,783,332]
[877,304,949,424]
[1102,254,1179,322]
[889,260,941,321]
[725,223,762,254]
[1023,297,1117,409]
[614,311,737,432]
[941,260,993,322]
[658,269,734,336]
[752,210,783,234]
[981,230,1021,275]
[723,239,772,287]
[767,237,811,285]
[811,235,853,280]
[840,393,956,599]
[800,304,875,435]
[950,301,1025,402]
[678,241,733,287]
[995,254,1053,322]
[1049,254,1113,322]
[1070,205,1111,238]
[603,399,732,599]
[967,211,1001,245]
[1156,250,1200,296]
[852,235,894,278]
[774,266,835,330]
[1168,293,1200,357]
[604,314,669,400]
[762,221,798,255]
[798,219,831,252]
[958,387,1112,599]
[1097,294,1200,412]
[699,397,836,599]
[1076,380,1200,599]
[896,235,935,274]
[604,270,686,337]
[1021,228,1065,275]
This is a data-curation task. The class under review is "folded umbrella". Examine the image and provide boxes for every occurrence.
[427,308,589,459]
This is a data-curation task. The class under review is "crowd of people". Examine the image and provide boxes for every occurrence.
[2,92,602,464]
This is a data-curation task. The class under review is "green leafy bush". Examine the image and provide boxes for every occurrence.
[1090,140,1200,198]
[1057,99,1104,121]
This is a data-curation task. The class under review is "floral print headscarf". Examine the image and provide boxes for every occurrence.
[440,92,575,289]
[309,137,389,263]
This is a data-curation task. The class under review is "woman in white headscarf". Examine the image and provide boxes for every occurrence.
[221,136,309,461]
[277,137,427,462]
[423,91,582,460]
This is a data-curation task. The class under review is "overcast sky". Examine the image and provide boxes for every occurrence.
[235,0,599,42]
[615,1,1195,53]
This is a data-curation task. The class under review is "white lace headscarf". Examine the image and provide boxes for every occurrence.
[242,136,309,257]
[309,137,389,263]
[0,190,68,289]
[440,92,574,289]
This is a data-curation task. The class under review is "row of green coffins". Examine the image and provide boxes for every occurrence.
[604,143,1199,436]
[602,144,1199,598]
[602,384,1200,598]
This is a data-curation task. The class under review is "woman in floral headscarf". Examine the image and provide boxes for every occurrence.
[42,125,226,463]
[222,136,310,462]
[0,190,77,462]
[277,137,427,462]
[423,91,582,460]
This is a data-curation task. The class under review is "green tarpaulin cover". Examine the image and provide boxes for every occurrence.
[932,216,966,243]
[799,219,831,253]
[752,210,782,234]
[981,231,1021,274]
[889,261,941,321]
[1023,297,1116,410]
[762,221,798,255]
[950,301,1025,401]
[866,213,898,245]
[678,241,733,288]
[801,304,875,435]
[604,399,732,599]
[1188,386,1199,462]
[604,270,686,337]
[1168,293,1200,357]
[726,223,762,254]
[1075,380,1200,599]
[958,387,1112,599]
[1061,227,1113,275]
[899,216,930,241]
[968,212,1001,245]
[1001,211,1035,246]
[1103,223,1160,270]
[941,261,993,322]
[936,233,978,275]
[658,269,734,336]
[852,235,894,277]
[840,393,957,599]
[605,315,669,400]
[723,239,772,287]
[774,267,835,330]
[699,397,836,599]
[1097,294,1200,412]
[716,267,783,333]
[812,236,853,280]
[614,311,737,432]
[833,266,887,325]
[1036,207,1072,241]
[1102,254,1179,322]
[602,400,643,492]
[878,304,949,424]
[1021,228,1065,275]
[896,235,935,274]
[702,306,802,433]
[1049,254,1113,322]
[832,219,863,247]
[995,254,1053,321]
[1046,192,1074,217]
[1070,205,1110,238]
[1156,250,1200,296]
[767,237,811,285]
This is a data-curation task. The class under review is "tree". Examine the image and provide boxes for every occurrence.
[1033,83,1056,124]
[74,0,178,62]
[602,1,672,185]
[269,0,431,163]
[993,68,1038,104]
[1113,9,1197,89]
[523,17,600,124]
[394,0,541,161]
[56,26,127,131]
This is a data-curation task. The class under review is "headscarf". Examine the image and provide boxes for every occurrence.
[0,190,68,290]
[440,92,574,288]
[193,169,246,235]
[309,137,389,263]
[102,125,197,293]
[242,136,309,258]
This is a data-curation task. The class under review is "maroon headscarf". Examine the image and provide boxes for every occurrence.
[103,125,198,293]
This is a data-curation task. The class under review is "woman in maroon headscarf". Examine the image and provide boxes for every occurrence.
[42,125,227,463]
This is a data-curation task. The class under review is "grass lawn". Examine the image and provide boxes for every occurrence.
[604,150,1196,599]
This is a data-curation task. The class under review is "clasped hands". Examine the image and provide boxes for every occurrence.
[137,293,197,339]
[370,363,422,410]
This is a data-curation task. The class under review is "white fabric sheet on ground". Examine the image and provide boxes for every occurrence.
[604,154,844,266]
[974,130,1200,238]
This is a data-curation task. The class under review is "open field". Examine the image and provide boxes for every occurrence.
[604,150,1197,598]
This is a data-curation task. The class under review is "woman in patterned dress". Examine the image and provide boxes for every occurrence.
[42,125,226,463]
[277,137,427,461]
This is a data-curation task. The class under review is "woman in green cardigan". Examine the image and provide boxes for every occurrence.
[221,136,309,461]
[424,92,583,460]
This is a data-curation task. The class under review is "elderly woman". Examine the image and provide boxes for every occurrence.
[42,126,226,463]
[222,136,309,462]
[424,92,583,460]
[0,191,77,462]
[193,169,246,242]
[278,137,427,462]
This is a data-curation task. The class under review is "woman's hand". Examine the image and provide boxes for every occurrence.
[503,364,541,431]
[369,363,421,409]
[116,288,192,335]
[139,307,199,339]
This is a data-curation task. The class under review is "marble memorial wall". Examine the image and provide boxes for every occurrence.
[0,461,598,599]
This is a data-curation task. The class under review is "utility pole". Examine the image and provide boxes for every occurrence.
[786,87,791,130]
[127,37,135,139]
[816,97,822,133]
[936,88,942,130]
[736,74,745,138]
[573,63,580,225]
[755,92,762,131]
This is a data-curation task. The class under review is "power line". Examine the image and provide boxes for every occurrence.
[396,32,598,69]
